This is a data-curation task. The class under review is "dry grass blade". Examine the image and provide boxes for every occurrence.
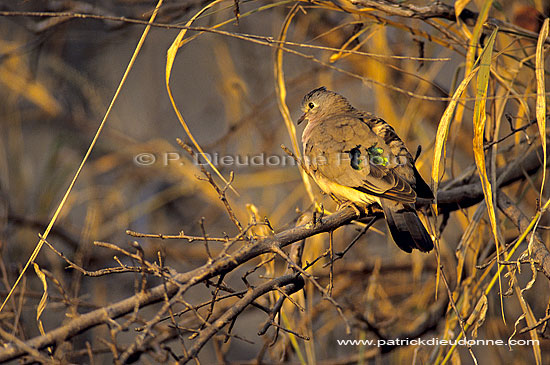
[431,70,477,198]
[4,1,550,363]
[513,280,542,364]
[274,3,315,204]
[441,27,498,365]
[431,58,477,303]
[32,263,48,337]
[281,311,307,365]
[0,54,61,115]
[535,18,548,202]
[472,29,502,321]
[454,0,471,19]
[443,196,550,364]
[452,0,493,159]
[0,0,164,313]
[466,294,487,338]
[464,0,493,76]
[165,0,238,196]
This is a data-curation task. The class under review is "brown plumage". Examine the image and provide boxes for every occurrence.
[298,87,433,253]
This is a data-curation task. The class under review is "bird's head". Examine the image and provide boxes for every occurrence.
[297,86,354,125]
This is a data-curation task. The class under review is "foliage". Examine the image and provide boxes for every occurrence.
[0,0,549,363]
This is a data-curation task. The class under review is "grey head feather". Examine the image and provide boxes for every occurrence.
[303,86,327,102]
[300,87,356,121]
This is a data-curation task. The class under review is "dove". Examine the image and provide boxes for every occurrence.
[298,87,433,253]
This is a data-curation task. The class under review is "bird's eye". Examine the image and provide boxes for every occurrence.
[308,102,315,109]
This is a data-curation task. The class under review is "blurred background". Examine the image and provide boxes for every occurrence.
[1,0,550,363]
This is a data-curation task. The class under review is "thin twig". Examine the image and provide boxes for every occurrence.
[126,229,231,242]
[178,140,243,231]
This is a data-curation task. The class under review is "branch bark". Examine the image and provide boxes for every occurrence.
[351,0,548,43]
[0,145,547,362]
[497,191,550,278]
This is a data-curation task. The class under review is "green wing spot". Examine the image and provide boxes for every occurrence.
[349,146,363,170]
[368,146,384,156]
[368,145,388,166]
[371,155,388,166]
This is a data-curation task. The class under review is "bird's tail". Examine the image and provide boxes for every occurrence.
[380,200,433,253]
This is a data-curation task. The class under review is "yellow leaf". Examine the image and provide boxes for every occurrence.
[464,0,493,76]
[512,283,542,364]
[535,18,549,202]
[431,69,477,197]
[439,28,498,365]
[33,263,48,337]
[466,295,487,338]
[453,0,493,164]
[454,0,471,19]
[472,28,502,319]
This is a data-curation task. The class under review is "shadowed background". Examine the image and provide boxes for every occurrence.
[1,0,549,363]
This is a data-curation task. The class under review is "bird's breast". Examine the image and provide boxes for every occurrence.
[313,174,379,206]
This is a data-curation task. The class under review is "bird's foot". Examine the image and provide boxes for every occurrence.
[336,201,364,217]
[312,204,325,225]
[365,204,376,216]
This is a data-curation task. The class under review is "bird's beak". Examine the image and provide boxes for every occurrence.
[297,113,306,125]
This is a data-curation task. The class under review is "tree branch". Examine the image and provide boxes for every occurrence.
[0,145,548,362]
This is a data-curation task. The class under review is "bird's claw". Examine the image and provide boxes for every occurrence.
[312,204,325,225]
[337,201,363,217]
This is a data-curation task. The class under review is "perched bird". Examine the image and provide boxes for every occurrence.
[298,87,434,253]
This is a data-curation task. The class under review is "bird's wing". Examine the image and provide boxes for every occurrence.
[358,113,434,200]
[305,115,417,203]
[356,112,413,159]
